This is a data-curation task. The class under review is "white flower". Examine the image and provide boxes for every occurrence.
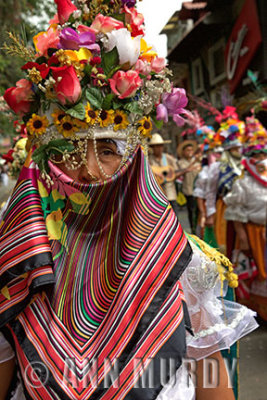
[102,28,141,66]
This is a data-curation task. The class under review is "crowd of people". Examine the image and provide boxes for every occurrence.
[0,0,264,399]
[148,107,267,323]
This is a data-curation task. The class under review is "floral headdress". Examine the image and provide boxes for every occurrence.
[216,108,245,150]
[242,115,267,157]
[3,0,188,176]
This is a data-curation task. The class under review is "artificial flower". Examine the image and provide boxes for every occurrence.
[54,0,77,25]
[151,57,166,73]
[21,62,50,79]
[3,79,33,115]
[33,27,60,57]
[85,103,99,125]
[74,119,88,130]
[49,13,60,25]
[121,0,136,7]
[215,106,239,123]
[56,115,79,137]
[137,116,153,137]
[124,5,144,37]
[98,109,114,127]
[27,114,49,137]
[113,110,129,131]
[157,88,188,126]
[52,108,66,125]
[103,28,141,66]
[109,70,142,99]
[51,65,82,105]
[59,28,100,52]
[134,59,151,76]
[90,14,124,34]
[140,39,157,62]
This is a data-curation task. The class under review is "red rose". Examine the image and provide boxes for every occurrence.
[51,65,81,105]
[3,79,33,115]
[54,0,77,25]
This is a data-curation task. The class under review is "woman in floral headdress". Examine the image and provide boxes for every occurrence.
[224,115,267,320]
[205,108,245,254]
[0,1,257,399]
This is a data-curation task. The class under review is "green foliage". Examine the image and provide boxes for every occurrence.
[66,104,86,120]
[101,47,119,76]
[86,87,104,109]
[32,139,75,173]
[0,0,56,137]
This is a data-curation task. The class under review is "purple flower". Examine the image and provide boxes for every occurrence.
[156,88,188,126]
[121,0,136,7]
[59,28,100,52]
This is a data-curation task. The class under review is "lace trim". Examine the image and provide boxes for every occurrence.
[191,306,248,340]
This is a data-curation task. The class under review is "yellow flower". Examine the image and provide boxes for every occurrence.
[85,103,99,125]
[98,109,114,127]
[140,38,158,62]
[137,116,153,137]
[27,114,49,137]
[74,118,88,130]
[52,109,66,125]
[113,110,129,132]
[56,115,79,138]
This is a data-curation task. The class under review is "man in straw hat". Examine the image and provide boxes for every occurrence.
[177,139,201,233]
[149,133,180,216]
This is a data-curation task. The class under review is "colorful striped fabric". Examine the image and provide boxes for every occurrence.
[0,146,192,399]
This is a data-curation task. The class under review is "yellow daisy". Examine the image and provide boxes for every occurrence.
[52,109,66,125]
[98,109,114,128]
[57,116,79,138]
[137,116,153,137]
[85,103,99,125]
[27,114,49,137]
[113,110,129,132]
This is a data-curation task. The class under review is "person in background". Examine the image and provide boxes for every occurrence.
[177,140,201,233]
[224,116,267,320]
[205,115,245,254]
[149,133,180,217]
[193,126,223,238]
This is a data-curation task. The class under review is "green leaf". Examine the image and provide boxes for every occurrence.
[113,100,122,110]
[66,103,85,120]
[101,47,119,76]
[152,114,163,129]
[85,87,103,109]
[102,93,115,110]
[123,101,143,115]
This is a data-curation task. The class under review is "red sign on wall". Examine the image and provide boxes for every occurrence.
[225,0,262,93]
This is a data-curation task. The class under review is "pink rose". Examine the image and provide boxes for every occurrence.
[134,59,151,76]
[54,0,77,25]
[51,65,81,105]
[49,13,60,25]
[33,27,60,57]
[90,14,124,34]
[3,79,33,115]
[77,25,96,35]
[151,57,166,73]
[109,70,142,99]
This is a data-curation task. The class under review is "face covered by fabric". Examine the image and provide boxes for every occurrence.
[48,136,128,184]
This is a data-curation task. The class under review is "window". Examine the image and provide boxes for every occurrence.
[192,58,204,95]
[208,38,226,85]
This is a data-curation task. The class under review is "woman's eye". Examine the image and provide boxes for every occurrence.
[99,149,115,156]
